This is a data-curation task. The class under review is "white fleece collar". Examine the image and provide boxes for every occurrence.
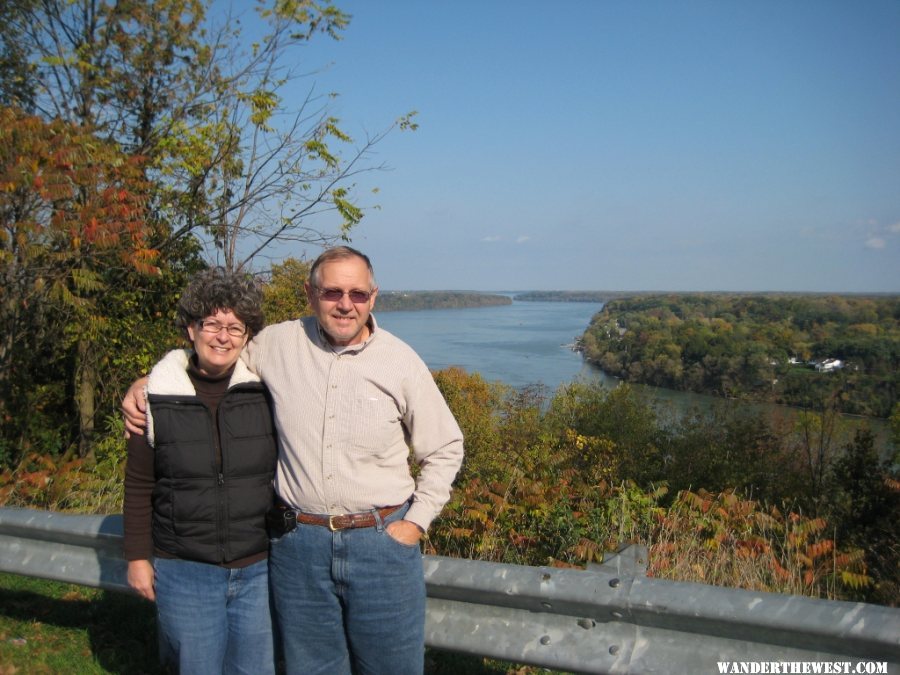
[145,348,260,445]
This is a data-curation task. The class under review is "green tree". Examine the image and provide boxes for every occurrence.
[433,368,505,484]
[546,382,663,486]
[792,399,849,515]
[826,430,900,604]
[663,405,794,502]
[0,0,37,110]
[261,257,312,324]
[890,403,900,456]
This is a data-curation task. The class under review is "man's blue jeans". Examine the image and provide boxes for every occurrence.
[269,502,426,675]
[154,557,275,675]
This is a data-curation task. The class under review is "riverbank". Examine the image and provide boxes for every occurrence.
[580,294,899,419]
[376,291,511,311]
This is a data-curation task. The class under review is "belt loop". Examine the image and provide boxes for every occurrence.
[372,507,385,532]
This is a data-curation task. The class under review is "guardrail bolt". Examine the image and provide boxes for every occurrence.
[577,618,595,630]
[610,611,624,619]
[609,645,620,656]
[609,578,620,588]
[541,602,552,609]
[540,635,551,645]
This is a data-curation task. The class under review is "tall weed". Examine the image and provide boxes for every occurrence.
[0,416,125,513]
[430,479,870,601]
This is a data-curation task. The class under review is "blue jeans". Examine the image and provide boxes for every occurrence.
[269,502,426,675]
[154,557,275,675]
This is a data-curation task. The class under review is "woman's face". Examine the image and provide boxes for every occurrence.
[186,309,249,377]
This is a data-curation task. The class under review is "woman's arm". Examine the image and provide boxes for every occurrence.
[123,432,156,600]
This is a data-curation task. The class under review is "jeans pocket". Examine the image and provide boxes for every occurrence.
[268,525,295,548]
[383,528,421,549]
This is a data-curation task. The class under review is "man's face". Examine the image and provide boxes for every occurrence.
[306,256,378,347]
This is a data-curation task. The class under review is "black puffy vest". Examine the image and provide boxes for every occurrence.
[148,384,277,564]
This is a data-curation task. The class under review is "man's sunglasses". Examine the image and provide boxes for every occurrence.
[316,287,373,304]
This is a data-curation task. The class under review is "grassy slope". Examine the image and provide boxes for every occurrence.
[0,573,158,674]
[0,573,549,674]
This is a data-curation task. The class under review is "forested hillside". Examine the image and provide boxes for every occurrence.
[514,290,621,302]
[580,294,899,417]
[375,291,511,311]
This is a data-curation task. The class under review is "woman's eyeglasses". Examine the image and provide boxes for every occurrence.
[197,320,247,337]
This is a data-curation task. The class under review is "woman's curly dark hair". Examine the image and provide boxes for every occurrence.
[175,268,265,339]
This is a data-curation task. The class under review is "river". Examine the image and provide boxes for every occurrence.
[375,298,892,451]
[376,299,604,389]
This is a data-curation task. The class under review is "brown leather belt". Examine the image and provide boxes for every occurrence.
[296,503,405,531]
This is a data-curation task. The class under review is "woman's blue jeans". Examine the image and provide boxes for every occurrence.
[154,557,275,675]
[268,502,426,675]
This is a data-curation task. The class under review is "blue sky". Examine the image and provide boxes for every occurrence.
[265,1,900,292]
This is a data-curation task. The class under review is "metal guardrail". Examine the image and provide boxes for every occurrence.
[1,507,898,674]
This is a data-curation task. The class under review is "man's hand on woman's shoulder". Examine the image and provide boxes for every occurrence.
[121,376,149,437]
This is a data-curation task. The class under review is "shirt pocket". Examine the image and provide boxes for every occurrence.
[348,391,403,458]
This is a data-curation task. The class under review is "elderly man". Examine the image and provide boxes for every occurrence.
[124,246,464,675]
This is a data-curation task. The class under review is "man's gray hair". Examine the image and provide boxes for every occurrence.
[309,246,376,289]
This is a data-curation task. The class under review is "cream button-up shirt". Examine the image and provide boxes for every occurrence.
[243,315,464,531]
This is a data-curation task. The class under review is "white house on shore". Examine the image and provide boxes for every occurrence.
[815,358,844,373]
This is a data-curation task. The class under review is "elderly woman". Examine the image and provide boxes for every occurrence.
[124,268,278,674]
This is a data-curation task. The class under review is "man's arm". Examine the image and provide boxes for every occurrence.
[122,376,148,436]
[397,368,465,535]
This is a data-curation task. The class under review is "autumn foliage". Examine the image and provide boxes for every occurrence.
[425,371,898,605]
[0,107,156,273]
[1,360,896,605]
[1,107,163,459]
